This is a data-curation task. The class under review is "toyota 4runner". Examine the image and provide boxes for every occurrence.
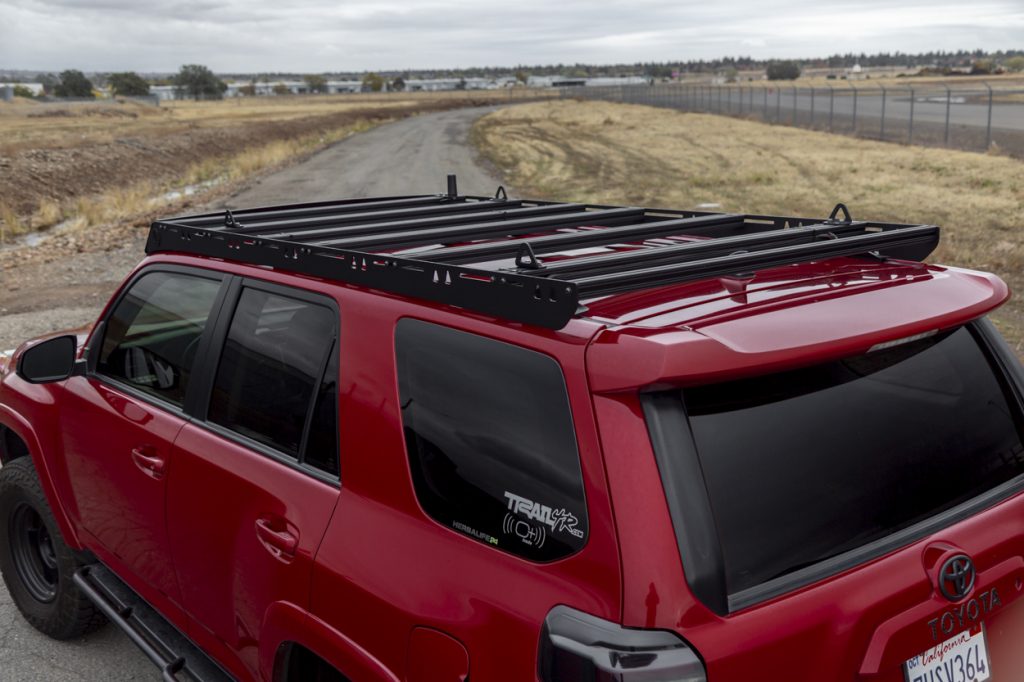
[1,178,1023,681]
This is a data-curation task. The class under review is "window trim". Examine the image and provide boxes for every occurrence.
[642,319,1024,614]
[189,276,342,484]
[88,264,231,419]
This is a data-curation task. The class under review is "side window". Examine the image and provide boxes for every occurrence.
[208,287,337,466]
[305,346,339,477]
[395,319,588,562]
[97,271,222,407]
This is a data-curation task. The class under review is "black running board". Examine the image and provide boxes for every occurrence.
[74,564,233,682]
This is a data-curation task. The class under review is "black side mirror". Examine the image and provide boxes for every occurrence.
[17,335,78,383]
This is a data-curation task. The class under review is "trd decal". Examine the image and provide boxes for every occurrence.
[503,491,585,540]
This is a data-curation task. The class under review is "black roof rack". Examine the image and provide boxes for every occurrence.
[146,176,940,330]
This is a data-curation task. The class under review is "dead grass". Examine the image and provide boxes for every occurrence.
[0,90,553,154]
[473,100,1024,354]
[15,117,388,237]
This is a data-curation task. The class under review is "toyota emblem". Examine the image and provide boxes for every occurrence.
[938,554,976,602]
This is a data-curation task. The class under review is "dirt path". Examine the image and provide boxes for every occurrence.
[0,106,502,351]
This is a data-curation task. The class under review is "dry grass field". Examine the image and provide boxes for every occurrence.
[473,100,1024,354]
[0,90,552,240]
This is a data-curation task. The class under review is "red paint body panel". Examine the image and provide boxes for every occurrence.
[61,377,186,605]
[167,423,339,679]
[0,246,1021,681]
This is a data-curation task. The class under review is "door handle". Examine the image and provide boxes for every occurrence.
[255,518,298,559]
[131,446,166,479]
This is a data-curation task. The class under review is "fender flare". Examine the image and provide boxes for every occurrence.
[0,404,82,549]
[260,601,400,682]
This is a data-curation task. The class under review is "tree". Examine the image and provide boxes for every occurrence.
[108,72,150,96]
[390,76,405,92]
[361,72,384,92]
[304,74,328,93]
[12,84,35,98]
[970,59,995,75]
[456,77,467,90]
[766,61,801,80]
[515,70,529,84]
[1006,56,1024,72]
[37,73,58,95]
[54,69,94,98]
[173,64,226,100]
[238,83,256,96]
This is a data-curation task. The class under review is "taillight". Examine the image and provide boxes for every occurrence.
[538,605,707,681]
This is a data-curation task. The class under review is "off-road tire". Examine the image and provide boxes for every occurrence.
[0,457,106,639]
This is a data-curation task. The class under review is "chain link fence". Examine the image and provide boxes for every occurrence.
[563,82,1024,159]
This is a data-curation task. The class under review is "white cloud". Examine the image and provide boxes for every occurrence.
[0,0,1021,72]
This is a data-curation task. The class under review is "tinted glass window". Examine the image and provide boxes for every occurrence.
[395,319,587,562]
[98,271,221,406]
[671,327,1024,597]
[209,288,335,457]
[305,346,339,476]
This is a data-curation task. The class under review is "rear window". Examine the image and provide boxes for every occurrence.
[395,319,587,562]
[647,326,1024,608]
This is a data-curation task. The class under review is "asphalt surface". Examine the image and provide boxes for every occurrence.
[0,105,501,681]
[217,105,504,208]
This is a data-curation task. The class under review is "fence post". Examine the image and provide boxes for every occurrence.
[880,84,887,141]
[944,84,952,145]
[827,84,834,132]
[810,87,815,127]
[985,82,994,150]
[851,82,858,134]
[908,88,915,144]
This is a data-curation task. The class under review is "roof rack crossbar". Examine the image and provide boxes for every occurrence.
[172,194,451,227]
[215,198,532,235]
[425,213,745,264]
[252,202,582,241]
[310,206,646,251]
[528,220,871,278]
[570,225,940,298]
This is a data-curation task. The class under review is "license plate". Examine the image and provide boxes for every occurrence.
[903,627,991,682]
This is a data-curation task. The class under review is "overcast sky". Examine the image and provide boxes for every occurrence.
[1,0,1022,73]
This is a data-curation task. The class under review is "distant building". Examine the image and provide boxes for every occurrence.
[527,75,648,88]
[0,82,44,96]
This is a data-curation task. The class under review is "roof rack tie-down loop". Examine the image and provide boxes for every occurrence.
[826,203,853,225]
[515,242,543,270]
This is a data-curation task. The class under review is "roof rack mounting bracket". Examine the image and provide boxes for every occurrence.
[515,242,543,270]
[446,174,458,199]
[495,185,508,201]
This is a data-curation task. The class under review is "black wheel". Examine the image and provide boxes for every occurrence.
[0,457,106,639]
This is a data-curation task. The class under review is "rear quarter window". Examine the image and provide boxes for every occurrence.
[395,319,587,562]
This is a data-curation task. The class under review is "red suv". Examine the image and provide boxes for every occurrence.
[1,181,1022,681]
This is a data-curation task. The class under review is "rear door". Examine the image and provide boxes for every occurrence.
[166,277,341,680]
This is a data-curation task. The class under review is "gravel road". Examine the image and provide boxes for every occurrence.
[0,105,501,681]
